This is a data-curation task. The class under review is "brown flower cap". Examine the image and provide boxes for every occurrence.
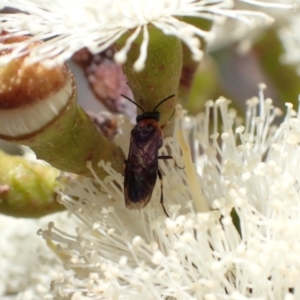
[0,35,74,138]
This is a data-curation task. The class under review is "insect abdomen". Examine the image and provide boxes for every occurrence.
[124,167,157,209]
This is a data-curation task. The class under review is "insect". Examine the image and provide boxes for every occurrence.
[122,94,177,217]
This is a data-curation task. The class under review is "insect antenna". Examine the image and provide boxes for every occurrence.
[152,95,175,112]
[121,94,145,113]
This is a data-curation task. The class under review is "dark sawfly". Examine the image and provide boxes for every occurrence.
[122,94,178,217]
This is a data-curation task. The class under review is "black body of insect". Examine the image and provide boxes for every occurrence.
[121,94,176,217]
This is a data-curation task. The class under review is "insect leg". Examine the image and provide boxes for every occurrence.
[158,155,184,169]
[157,169,170,218]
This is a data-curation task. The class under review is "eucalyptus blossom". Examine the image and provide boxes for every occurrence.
[0,0,291,70]
[35,86,300,299]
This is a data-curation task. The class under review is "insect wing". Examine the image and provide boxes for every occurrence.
[124,124,162,209]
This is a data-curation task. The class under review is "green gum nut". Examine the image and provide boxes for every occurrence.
[115,26,182,127]
[25,87,125,178]
[0,150,64,218]
[0,43,125,179]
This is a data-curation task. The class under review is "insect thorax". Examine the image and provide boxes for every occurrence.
[136,111,160,123]
[132,118,162,143]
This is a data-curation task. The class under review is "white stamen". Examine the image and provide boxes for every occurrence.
[31,87,300,299]
[114,26,141,64]
[133,25,149,71]
[0,0,290,68]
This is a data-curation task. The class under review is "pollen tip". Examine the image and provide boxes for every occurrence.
[114,51,127,64]
[133,60,145,72]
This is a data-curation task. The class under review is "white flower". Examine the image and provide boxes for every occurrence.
[208,0,297,53]
[0,0,292,70]
[0,212,76,299]
[37,85,300,299]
